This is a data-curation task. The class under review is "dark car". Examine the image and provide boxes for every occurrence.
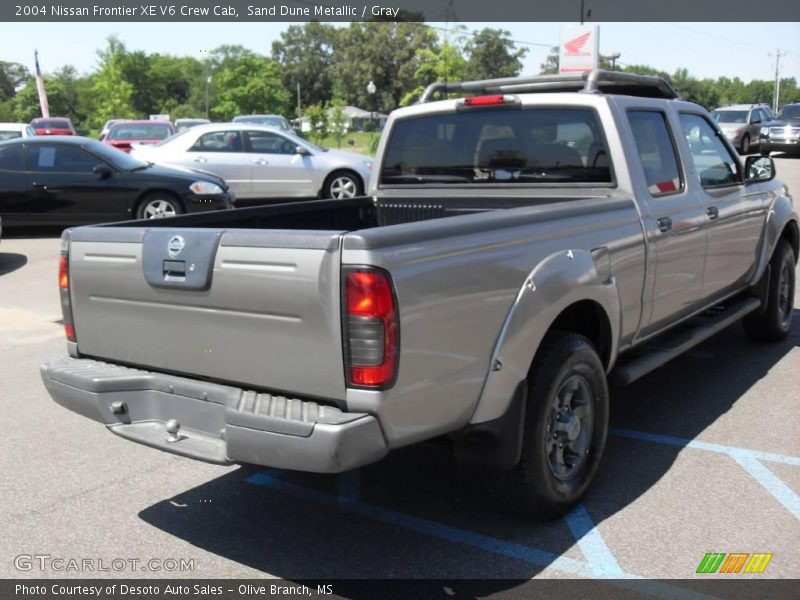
[759,102,800,156]
[30,117,76,136]
[0,136,233,226]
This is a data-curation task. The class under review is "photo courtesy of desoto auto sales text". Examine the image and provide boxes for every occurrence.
[0,0,798,598]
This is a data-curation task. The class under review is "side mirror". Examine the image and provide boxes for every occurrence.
[93,164,112,179]
[750,116,761,124]
[744,155,775,183]
[295,145,311,156]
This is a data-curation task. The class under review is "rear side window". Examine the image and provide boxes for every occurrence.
[0,145,24,170]
[626,110,683,196]
[380,107,612,185]
[190,131,243,152]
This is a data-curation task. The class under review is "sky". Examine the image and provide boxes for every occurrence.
[1,21,799,85]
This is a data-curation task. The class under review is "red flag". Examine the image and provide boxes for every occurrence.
[35,50,50,118]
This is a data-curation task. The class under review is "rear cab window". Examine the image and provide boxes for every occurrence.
[379,106,613,186]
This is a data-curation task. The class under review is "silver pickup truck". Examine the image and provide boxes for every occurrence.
[41,71,798,518]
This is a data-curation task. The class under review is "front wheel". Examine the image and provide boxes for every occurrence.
[323,171,362,199]
[489,331,609,519]
[743,239,796,342]
[136,193,184,219]
[740,134,750,155]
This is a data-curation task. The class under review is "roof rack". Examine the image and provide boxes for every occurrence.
[419,69,680,103]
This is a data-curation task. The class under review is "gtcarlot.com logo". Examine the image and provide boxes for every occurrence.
[696,552,773,574]
[14,554,195,573]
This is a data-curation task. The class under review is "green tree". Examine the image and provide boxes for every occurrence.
[211,55,290,121]
[92,36,136,127]
[328,97,348,148]
[464,28,527,80]
[304,103,328,144]
[399,33,469,106]
[272,22,340,112]
[0,61,29,101]
[334,21,438,113]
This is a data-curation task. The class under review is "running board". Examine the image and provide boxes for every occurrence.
[610,297,761,386]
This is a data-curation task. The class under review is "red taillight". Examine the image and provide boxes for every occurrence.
[464,95,507,106]
[344,268,398,388]
[59,252,76,342]
[58,255,69,289]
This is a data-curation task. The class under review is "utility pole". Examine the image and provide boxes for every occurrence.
[608,52,621,71]
[769,49,786,114]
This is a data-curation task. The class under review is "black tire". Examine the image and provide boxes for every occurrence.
[322,171,362,199]
[740,134,750,155]
[135,192,184,220]
[489,331,609,519]
[743,239,796,342]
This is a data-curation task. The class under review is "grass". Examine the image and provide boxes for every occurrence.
[307,131,381,157]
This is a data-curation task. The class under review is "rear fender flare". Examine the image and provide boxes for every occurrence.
[469,248,621,425]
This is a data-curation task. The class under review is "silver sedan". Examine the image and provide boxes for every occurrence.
[130,123,373,204]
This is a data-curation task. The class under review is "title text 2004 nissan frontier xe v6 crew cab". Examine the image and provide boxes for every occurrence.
[41,71,797,518]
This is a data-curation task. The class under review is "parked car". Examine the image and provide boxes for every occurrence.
[30,117,75,136]
[0,136,232,226]
[711,104,770,154]
[0,123,37,141]
[175,118,211,132]
[98,119,123,141]
[130,123,372,203]
[103,120,177,153]
[232,114,292,132]
[759,101,800,157]
[40,71,797,518]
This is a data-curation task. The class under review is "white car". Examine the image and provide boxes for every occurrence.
[0,123,37,141]
[130,123,373,203]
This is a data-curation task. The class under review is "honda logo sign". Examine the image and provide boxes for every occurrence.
[559,25,599,73]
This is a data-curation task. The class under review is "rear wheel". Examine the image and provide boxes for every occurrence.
[743,239,796,342]
[489,331,609,519]
[136,193,183,219]
[323,171,362,199]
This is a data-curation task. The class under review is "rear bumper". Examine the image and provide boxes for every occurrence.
[40,357,388,473]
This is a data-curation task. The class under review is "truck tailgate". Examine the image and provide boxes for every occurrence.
[68,227,347,402]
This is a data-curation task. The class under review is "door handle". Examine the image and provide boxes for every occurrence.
[706,206,719,220]
[193,157,207,163]
[657,217,672,233]
[252,159,268,165]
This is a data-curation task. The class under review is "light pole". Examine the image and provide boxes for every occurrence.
[205,64,212,120]
[366,80,376,132]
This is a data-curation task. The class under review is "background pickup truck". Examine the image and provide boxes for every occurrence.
[41,71,798,518]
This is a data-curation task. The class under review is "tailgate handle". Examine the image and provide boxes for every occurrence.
[163,260,186,280]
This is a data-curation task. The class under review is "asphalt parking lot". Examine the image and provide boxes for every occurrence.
[1,159,798,595]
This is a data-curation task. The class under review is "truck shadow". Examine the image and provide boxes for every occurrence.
[0,252,28,276]
[138,310,799,593]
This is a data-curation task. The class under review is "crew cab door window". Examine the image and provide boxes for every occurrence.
[678,114,740,187]
[626,110,683,196]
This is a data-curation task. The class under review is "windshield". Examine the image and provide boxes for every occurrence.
[82,139,150,170]
[107,123,173,140]
[0,131,22,141]
[380,106,612,186]
[777,105,800,120]
[713,110,748,124]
